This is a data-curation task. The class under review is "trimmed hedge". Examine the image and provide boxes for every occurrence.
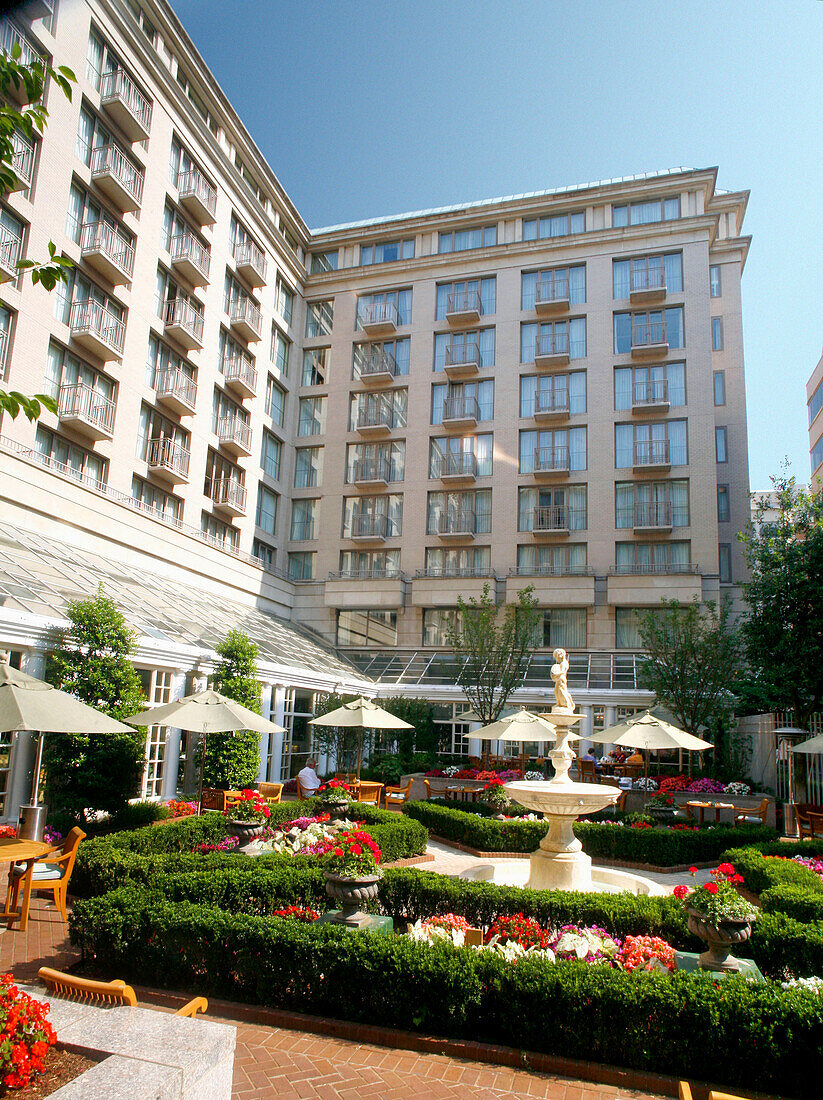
[721,844,823,896]
[404,801,777,864]
[69,886,823,1100]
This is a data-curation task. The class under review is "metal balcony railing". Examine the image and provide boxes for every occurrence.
[446,289,482,316]
[632,378,669,406]
[444,342,481,368]
[0,19,42,70]
[233,239,267,280]
[534,446,570,472]
[156,368,197,409]
[437,509,476,535]
[356,404,392,430]
[630,261,666,293]
[90,143,144,206]
[358,345,397,378]
[535,274,569,305]
[442,395,479,422]
[352,458,391,483]
[0,225,21,277]
[100,67,153,134]
[439,452,478,479]
[290,520,316,541]
[509,563,593,577]
[350,513,392,539]
[633,439,671,466]
[533,505,569,532]
[58,382,115,434]
[534,390,570,416]
[170,232,211,279]
[633,501,673,527]
[535,331,570,358]
[218,417,252,451]
[176,167,217,220]
[360,301,399,328]
[69,299,126,354]
[164,297,204,343]
[630,318,667,348]
[10,129,33,187]
[330,568,402,580]
[80,220,135,277]
[229,294,262,334]
[211,477,247,512]
[223,352,257,392]
[416,566,493,579]
[611,561,698,575]
[147,436,190,478]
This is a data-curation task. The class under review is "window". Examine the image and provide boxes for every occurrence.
[435,277,495,320]
[714,371,726,407]
[717,485,730,523]
[337,610,398,647]
[310,250,337,273]
[716,427,728,463]
[145,335,196,400]
[357,288,412,328]
[350,389,407,431]
[432,703,471,756]
[422,609,459,647]
[204,447,243,502]
[615,541,690,574]
[136,403,189,463]
[612,253,682,298]
[353,338,409,379]
[615,608,664,649]
[345,441,405,483]
[138,669,173,799]
[155,266,200,322]
[255,484,278,535]
[162,201,207,264]
[614,308,684,353]
[297,396,326,436]
[340,549,401,578]
[520,427,587,473]
[229,213,266,277]
[260,430,281,480]
[294,446,323,488]
[516,544,587,576]
[712,317,723,351]
[612,196,680,227]
[710,265,722,298]
[518,485,587,532]
[201,512,238,549]
[76,104,142,190]
[429,434,493,479]
[614,420,687,468]
[810,381,823,425]
[55,268,124,333]
[438,225,496,253]
[35,427,107,486]
[719,544,732,584]
[615,480,689,528]
[433,328,495,372]
[360,238,414,265]
[131,476,182,522]
[66,183,134,263]
[423,546,490,577]
[288,552,315,580]
[343,494,403,538]
[813,436,823,475]
[275,274,294,325]
[305,299,333,338]
[614,363,685,410]
[426,490,491,535]
[523,211,585,240]
[0,304,10,377]
[291,498,318,541]
[271,326,290,375]
[522,265,586,309]
[431,379,494,424]
[253,540,275,569]
[266,376,286,426]
[521,318,586,362]
[223,272,259,329]
[521,372,586,417]
[302,347,329,386]
[538,608,587,649]
[44,341,115,411]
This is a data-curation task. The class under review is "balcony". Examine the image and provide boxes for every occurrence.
[9,130,33,191]
[532,505,570,537]
[223,352,257,399]
[325,573,405,610]
[441,395,479,429]
[444,341,481,380]
[90,143,144,212]
[358,345,397,384]
[211,477,247,517]
[57,382,115,441]
[633,501,673,533]
[229,295,262,342]
[534,332,570,369]
[348,513,392,542]
[607,567,701,606]
[69,300,125,361]
[630,319,668,358]
[632,378,669,414]
[533,390,570,421]
[360,301,398,336]
[80,221,135,285]
[356,404,393,436]
[352,458,390,487]
[170,233,210,287]
[534,276,570,316]
[439,451,478,483]
[533,446,570,478]
[437,509,476,539]
[0,21,43,104]
[146,437,190,484]
[445,289,481,326]
[411,572,489,608]
[164,298,204,351]
[217,416,252,457]
[630,263,667,304]
[155,368,197,416]
[506,570,594,607]
[100,67,153,142]
[22,1,54,21]
[633,439,671,472]
[233,240,267,288]
[177,167,217,226]
[0,225,21,283]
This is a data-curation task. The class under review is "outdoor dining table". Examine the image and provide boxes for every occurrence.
[686,800,735,825]
[0,837,51,932]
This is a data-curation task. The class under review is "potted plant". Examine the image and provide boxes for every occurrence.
[645,790,678,824]
[223,789,271,847]
[315,778,355,818]
[482,777,511,819]
[322,829,382,926]
[674,863,757,972]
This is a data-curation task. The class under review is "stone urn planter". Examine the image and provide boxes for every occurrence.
[648,807,676,826]
[320,799,353,819]
[324,871,380,927]
[226,819,266,849]
[686,907,756,971]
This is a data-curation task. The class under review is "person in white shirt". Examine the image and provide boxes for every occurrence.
[297,758,321,796]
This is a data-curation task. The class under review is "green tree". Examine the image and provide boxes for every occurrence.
[202,630,261,788]
[739,474,823,731]
[447,583,541,724]
[44,586,145,820]
[0,45,75,421]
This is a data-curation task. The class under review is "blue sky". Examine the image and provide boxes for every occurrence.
[170,0,822,488]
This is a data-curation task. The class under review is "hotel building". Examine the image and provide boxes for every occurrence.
[0,0,752,814]
[808,348,823,488]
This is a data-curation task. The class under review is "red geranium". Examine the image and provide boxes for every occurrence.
[704,882,719,895]
[272,905,319,922]
[486,912,551,950]
[0,974,56,1090]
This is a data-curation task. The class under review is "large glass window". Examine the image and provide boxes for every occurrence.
[429,433,493,478]
[422,609,459,647]
[343,494,403,538]
[271,326,290,375]
[612,253,682,298]
[426,490,491,535]
[360,238,414,265]
[356,288,412,328]
[612,197,680,227]
[337,610,398,646]
[340,549,401,578]
[345,441,405,483]
[294,446,323,488]
[520,427,587,473]
[275,274,294,325]
[615,608,665,649]
[714,371,726,407]
[131,476,181,522]
[523,211,585,240]
[433,328,495,372]
[717,485,730,523]
[291,498,318,541]
[297,396,326,436]
[435,277,495,320]
[310,250,337,273]
[305,299,333,338]
[615,541,690,574]
[424,546,490,577]
[719,544,732,584]
[712,317,724,351]
[522,265,586,309]
[302,347,328,386]
[516,544,587,576]
[255,484,278,535]
[521,372,586,417]
[431,379,494,424]
[266,376,286,426]
[35,426,107,486]
[614,420,687,468]
[438,225,496,253]
[521,318,586,362]
[613,308,684,354]
[716,426,728,463]
[710,265,722,297]
[614,363,685,410]
[353,338,410,379]
[261,430,281,480]
[45,341,115,407]
[615,480,689,528]
[518,486,587,532]
[288,552,315,580]
[538,608,586,649]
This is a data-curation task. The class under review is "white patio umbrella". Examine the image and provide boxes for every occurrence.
[455,705,519,724]
[0,657,135,804]
[308,697,413,779]
[466,709,563,742]
[588,710,713,795]
[126,689,286,811]
[787,729,822,809]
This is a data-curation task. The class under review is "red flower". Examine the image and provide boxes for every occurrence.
[716,862,735,876]
[673,885,689,900]
[688,866,698,875]
[333,847,343,857]
[704,882,719,895]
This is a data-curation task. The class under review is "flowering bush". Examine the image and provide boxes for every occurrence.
[315,779,354,805]
[322,829,381,877]
[724,781,751,796]
[782,976,823,993]
[266,814,337,856]
[790,855,823,883]
[166,799,198,819]
[0,825,16,840]
[524,770,546,781]
[408,913,471,947]
[283,778,298,793]
[224,790,271,824]
[618,935,676,973]
[549,924,622,964]
[444,765,461,777]
[687,777,727,794]
[658,775,691,792]
[194,835,240,855]
[645,791,677,810]
[634,777,658,791]
[43,827,62,846]
[678,863,756,923]
[485,913,551,950]
[0,973,56,1090]
[271,905,319,922]
[424,769,446,778]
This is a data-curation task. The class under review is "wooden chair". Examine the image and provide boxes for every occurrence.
[807,811,823,838]
[38,967,207,1017]
[222,790,243,813]
[334,772,356,783]
[578,759,596,783]
[382,778,413,809]
[6,826,86,925]
[423,778,433,800]
[258,782,283,804]
[793,803,817,839]
[678,1085,693,1100]
[356,781,383,806]
[295,776,313,799]
[733,797,769,827]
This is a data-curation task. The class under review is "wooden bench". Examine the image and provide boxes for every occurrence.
[38,967,207,1017]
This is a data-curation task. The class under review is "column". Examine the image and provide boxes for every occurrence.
[160,671,187,801]
[257,682,273,784]
[579,704,594,750]
[184,673,209,793]
[268,685,286,781]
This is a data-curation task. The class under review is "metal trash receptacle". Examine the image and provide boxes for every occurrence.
[17,804,47,842]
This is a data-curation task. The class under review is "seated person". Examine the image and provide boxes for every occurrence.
[297,757,322,796]
[581,747,598,763]
[625,749,644,767]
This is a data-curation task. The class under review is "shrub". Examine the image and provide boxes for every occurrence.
[109,800,171,830]
[761,885,823,923]
[720,846,823,896]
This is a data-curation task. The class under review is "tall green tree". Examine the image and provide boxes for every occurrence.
[44,586,145,820]
[202,630,261,788]
[739,475,823,731]
[447,583,540,724]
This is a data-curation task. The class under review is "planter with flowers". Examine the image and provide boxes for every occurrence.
[482,777,511,818]
[675,863,757,972]
[322,829,382,927]
[645,790,678,825]
[224,789,271,848]
[314,779,355,818]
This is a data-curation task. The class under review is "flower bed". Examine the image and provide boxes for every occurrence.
[0,973,56,1090]
[424,767,523,782]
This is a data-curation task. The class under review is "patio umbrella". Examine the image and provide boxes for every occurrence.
[126,689,286,812]
[455,705,519,723]
[0,657,134,804]
[308,697,413,779]
[587,710,713,795]
[465,709,563,742]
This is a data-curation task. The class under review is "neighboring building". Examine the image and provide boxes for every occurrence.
[750,487,808,539]
[0,0,753,813]
[808,347,823,489]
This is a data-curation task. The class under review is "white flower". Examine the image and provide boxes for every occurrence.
[782,976,823,994]
[444,765,460,777]
[524,771,545,782]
